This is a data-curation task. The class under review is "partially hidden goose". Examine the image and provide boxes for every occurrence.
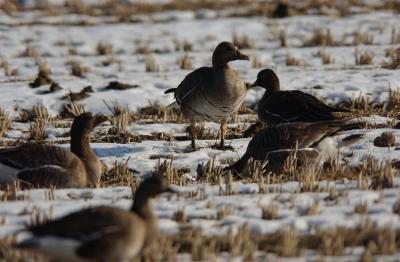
[18,175,174,262]
[226,120,362,174]
[164,41,249,151]
[252,69,349,125]
[0,112,108,188]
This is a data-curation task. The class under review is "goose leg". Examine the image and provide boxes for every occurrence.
[189,122,197,151]
[219,120,227,149]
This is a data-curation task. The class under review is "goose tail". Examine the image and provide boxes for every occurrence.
[164,88,176,94]
[328,105,350,113]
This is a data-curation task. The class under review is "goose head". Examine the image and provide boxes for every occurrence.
[250,68,280,93]
[71,112,109,137]
[135,175,174,200]
[212,41,249,67]
[131,175,174,214]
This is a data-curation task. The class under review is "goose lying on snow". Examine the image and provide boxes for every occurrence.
[252,69,349,125]
[226,120,363,174]
[165,41,249,151]
[18,175,174,262]
[0,112,109,188]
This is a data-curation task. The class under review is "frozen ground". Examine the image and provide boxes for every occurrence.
[0,2,400,260]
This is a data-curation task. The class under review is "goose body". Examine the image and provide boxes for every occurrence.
[0,144,86,187]
[165,41,249,150]
[227,121,361,174]
[23,207,146,262]
[252,69,349,125]
[176,66,246,122]
[0,112,108,188]
[18,175,174,261]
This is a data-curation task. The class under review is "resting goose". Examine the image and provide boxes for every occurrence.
[252,69,349,125]
[226,120,362,174]
[0,112,108,188]
[164,41,249,151]
[18,175,174,262]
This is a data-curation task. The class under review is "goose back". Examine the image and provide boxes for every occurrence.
[257,90,336,124]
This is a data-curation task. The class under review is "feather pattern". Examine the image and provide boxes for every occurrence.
[253,69,349,125]
[28,206,146,261]
[174,66,246,122]
[227,120,355,173]
[0,144,85,187]
[19,176,172,262]
[258,90,345,124]
[0,112,107,188]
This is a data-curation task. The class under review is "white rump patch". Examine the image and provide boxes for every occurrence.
[316,137,340,164]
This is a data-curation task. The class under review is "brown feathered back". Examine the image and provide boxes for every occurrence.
[227,120,346,173]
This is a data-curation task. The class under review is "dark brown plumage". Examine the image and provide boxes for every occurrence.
[0,112,109,188]
[252,69,349,125]
[19,175,174,262]
[226,120,361,174]
[164,41,249,151]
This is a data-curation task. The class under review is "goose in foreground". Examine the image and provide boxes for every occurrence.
[0,112,108,188]
[252,69,349,125]
[18,175,174,262]
[226,120,362,174]
[164,41,249,151]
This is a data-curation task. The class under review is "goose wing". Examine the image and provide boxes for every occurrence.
[263,148,320,173]
[27,207,145,260]
[289,90,337,120]
[260,91,335,123]
[0,144,83,186]
[17,166,72,187]
[174,67,213,105]
[246,121,344,160]
[0,144,77,169]
[29,207,125,239]
[229,121,345,174]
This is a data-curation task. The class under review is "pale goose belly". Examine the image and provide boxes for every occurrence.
[182,80,246,122]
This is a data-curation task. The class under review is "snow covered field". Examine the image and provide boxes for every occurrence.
[0,1,400,260]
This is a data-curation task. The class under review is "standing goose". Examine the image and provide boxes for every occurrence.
[0,112,108,188]
[18,175,174,262]
[252,69,349,125]
[164,41,249,151]
[226,120,362,174]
